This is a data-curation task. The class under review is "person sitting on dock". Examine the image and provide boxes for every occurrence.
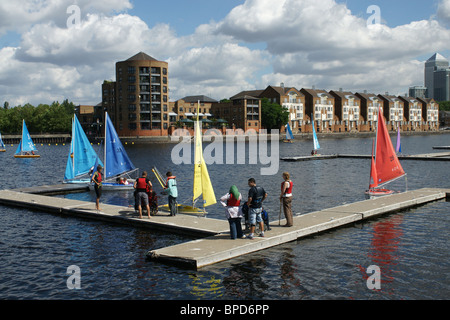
[220,185,244,240]
[134,171,152,219]
[246,178,268,239]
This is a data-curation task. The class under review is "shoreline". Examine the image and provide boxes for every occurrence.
[2,130,449,145]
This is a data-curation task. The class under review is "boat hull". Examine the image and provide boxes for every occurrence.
[0,149,6,152]
[63,179,90,185]
[158,204,207,216]
[14,154,40,158]
[89,183,134,191]
[365,188,395,199]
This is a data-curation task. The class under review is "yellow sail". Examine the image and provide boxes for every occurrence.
[193,101,216,208]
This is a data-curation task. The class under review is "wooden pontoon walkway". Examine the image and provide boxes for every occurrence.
[0,185,448,270]
[147,188,449,269]
[281,152,450,162]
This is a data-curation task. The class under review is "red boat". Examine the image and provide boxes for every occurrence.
[365,107,406,198]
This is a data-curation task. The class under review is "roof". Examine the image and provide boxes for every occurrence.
[126,52,158,61]
[330,90,360,100]
[301,88,333,98]
[230,90,263,100]
[180,95,218,103]
[427,53,448,62]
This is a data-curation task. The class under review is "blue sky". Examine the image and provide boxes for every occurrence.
[0,0,449,106]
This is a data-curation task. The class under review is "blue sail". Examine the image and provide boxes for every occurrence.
[0,133,5,149]
[64,115,103,181]
[285,123,294,140]
[104,112,135,179]
[311,115,320,150]
[15,120,38,155]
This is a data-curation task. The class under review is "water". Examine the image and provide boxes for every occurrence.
[0,135,449,300]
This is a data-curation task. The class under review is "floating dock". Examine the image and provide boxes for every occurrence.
[147,188,449,269]
[0,187,229,237]
[0,185,448,270]
[281,152,450,162]
[433,146,450,150]
[280,154,338,162]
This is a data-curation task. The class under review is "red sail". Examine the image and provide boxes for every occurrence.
[369,140,378,189]
[374,108,405,186]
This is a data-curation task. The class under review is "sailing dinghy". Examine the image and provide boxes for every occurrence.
[64,115,103,184]
[365,107,406,198]
[0,133,6,152]
[154,101,216,216]
[89,112,138,191]
[14,120,40,158]
[311,114,321,156]
[283,123,294,143]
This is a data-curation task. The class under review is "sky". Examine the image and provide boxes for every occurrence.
[0,0,450,107]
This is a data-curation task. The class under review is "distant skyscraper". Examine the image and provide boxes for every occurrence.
[409,86,427,99]
[424,53,449,100]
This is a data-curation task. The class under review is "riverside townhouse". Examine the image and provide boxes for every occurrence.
[79,52,441,137]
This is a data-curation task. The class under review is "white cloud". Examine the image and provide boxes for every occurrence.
[168,43,269,100]
[438,0,450,24]
[1,0,450,108]
[0,0,133,34]
[214,0,450,95]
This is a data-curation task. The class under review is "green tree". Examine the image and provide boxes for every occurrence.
[439,101,450,111]
[260,98,289,132]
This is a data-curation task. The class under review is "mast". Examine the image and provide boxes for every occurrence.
[104,111,107,178]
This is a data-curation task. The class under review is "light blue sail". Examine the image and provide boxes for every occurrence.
[285,123,294,140]
[64,115,103,181]
[312,116,320,150]
[104,112,135,179]
[0,133,5,150]
[15,120,38,155]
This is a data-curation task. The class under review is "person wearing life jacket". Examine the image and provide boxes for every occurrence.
[220,185,243,239]
[91,165,103,211]
[280,171,293,227]
[165,171,178,216]
[134,171,152,219]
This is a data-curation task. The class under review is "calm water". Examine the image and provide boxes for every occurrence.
[0,134,449,300]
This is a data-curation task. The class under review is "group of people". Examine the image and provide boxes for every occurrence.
[133,170,178,219]
[220,172,293,240]
[90,165,294,237]
[90,165,178,218]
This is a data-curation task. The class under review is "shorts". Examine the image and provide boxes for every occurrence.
[248,207,263,226]
[94,185,102,198]
[137,192,149,206]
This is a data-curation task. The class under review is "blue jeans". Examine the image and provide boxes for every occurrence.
[228,218,243,239]
[168,195,177,216]
[249,207,262,226]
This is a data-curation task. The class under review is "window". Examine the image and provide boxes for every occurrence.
[128,66,135,74]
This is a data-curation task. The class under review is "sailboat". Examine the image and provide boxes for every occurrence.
[365,107,406,198]
[395,125,402,154]
[283,123,294,143]
[14,120,40,158]
[311,114,321,156]
[0,133,6,152]
[89,112,138,191]
[64,115,103,184]
[154,101,216,216]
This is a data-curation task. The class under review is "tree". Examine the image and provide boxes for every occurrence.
[260,98,289,132]
[439,101,450,111]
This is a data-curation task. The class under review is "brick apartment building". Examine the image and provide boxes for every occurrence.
[102,52,170,136]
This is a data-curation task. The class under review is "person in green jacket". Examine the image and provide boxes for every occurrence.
[165,171,178,216]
